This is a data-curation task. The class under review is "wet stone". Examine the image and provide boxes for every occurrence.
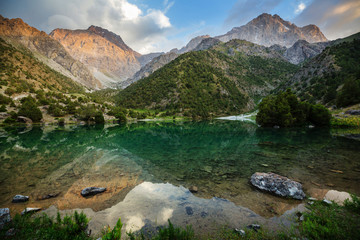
[0,208,11,229]
[12,195,29,203]
[81,187,106,197]
[185,206,193,215]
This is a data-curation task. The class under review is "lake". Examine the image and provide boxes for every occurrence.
[1,121,359,233]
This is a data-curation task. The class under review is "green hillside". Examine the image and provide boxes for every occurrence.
[280,36,360,107]
[0,37,84,94]
[117,40,298,118]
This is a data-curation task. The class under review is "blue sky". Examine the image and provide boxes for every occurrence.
[0,0,359,54]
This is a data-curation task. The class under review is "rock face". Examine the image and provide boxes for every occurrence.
[193,37,221,51]
[50,26,141,87]
[137,52,164,67]
[216,13,327,47]
[178,35,211,54]
[81,187,106,197]
[250,172,305,200]
[0,15,101,89]
[0,208,11,229]
[120,52,179,88]
[284,40,330,64]
[12,194,29,203]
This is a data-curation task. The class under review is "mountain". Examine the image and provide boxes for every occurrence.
[0,15,101,89]
[123,36,221,88]
[117,39,298,118]
[120,52,179,89]
[177,35,210,54]
[216,13,327,47]
[137,52,164,67]
[279,33,360,106]
[0,37,84,94]
[49,26,141,87]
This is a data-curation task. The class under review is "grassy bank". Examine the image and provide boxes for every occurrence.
[1,195,359,240]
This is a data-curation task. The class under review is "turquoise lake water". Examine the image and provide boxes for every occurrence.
[1,121,359,219]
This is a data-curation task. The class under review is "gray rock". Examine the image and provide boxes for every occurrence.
[21,207,41,215]
[81,187,106,197]
[235,228,246,236]
[273,125,280,129]
[345,110,360,115]
[250,172,306,200]
[37,193,59,200]
[0,208,11,229]
[247,224,261,231]
[12,194,29,203]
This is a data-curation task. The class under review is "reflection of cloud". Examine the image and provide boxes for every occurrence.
[159,207,174,224]
[126,214,145,232]
[295,3,306,14]
[295,0,360,40]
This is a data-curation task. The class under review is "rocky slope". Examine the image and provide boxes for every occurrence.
[123,36,220,88]
[283,40,331,64]
[216,13,327,47]
[0,15,100,89]
[279,32,360,106]
[120,52,179,88]
[50,26,141,87]
[117,39,298,117]
[0,37,84,93]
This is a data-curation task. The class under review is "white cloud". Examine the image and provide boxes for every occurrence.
[295,0,360,40]
[5,0,174,54]
[295,2,306,14]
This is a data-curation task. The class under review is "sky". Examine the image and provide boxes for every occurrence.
[0,0,359,54]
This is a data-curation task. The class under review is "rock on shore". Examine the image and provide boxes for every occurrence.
[81,187,106,197]
[250,172,305,200]
[12,195,29,203]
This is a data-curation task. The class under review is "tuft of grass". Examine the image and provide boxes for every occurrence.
[0,211,90,240]
[300,195,360,240]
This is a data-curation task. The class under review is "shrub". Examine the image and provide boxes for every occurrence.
[94,111,105,124]
[0,94,12,104]
[308,104,331,126]
[0,105,6,112]
[256,89,330,127]
[18,96,43,122]
[48,103,64,117]
[102,218,122,240]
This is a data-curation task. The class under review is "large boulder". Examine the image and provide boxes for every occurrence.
[250,172,305,200]
[81,187,106,197]
[0,208,11,229]
[12,195,29,203]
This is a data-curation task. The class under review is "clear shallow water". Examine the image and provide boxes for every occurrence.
[1,121,360,220]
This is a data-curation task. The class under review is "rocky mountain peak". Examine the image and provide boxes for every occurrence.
[216,13,327,47]
[87,25,139,56]
[0,14,47,37]
[178,35,211,53]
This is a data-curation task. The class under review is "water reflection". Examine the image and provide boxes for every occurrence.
[0,121,359,218]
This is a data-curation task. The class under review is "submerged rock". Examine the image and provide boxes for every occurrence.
[37,193,59,200]
[0,208,11,229]
[250,172,305,200]
[81,187,106,197]
[247,224,261,232]
[12,195,29,203]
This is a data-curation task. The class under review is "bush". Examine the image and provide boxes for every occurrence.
[308,104,331,126]
[18,96,43,122]
[0,105,6,112]
[48,103,64,117]
[256,89,330,127]
[0,93,12,104]
[102,218,122,240]
[336,78,360,107]
[94,111,105,124]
